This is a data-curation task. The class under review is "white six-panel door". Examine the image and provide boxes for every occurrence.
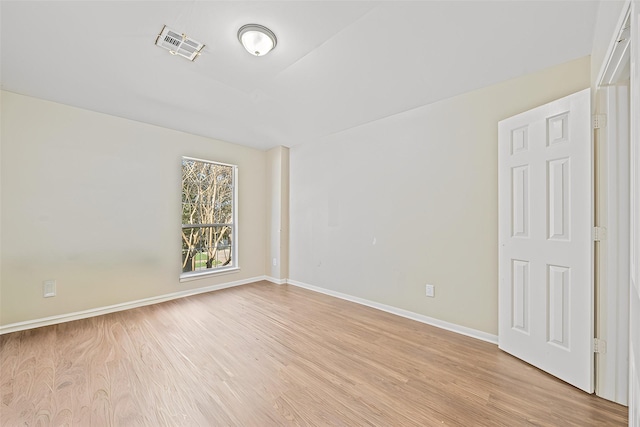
[498,88,593,393]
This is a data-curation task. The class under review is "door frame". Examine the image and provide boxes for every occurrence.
[593,3,632,405]
[595,82,631,404]
[628,2,640,423]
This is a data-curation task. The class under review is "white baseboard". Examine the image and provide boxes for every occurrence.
[0,276,266,335]
[1,275,498,345]
[286,279,498,345]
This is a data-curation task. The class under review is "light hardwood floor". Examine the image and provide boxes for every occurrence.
[0,281,628,426]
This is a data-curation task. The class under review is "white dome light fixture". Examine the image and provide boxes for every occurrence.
[238,24,277,57]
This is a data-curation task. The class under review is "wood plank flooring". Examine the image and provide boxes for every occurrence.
[0,281,628,426]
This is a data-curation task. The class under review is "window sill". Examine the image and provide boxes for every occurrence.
[179,267,240,283]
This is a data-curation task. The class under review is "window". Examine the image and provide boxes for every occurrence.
[181,157,237,279]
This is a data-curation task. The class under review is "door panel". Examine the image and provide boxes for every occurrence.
[498,88,593,393]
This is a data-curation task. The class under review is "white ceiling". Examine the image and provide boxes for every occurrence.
[1,1,599,151]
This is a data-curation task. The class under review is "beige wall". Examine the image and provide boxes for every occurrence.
[0,91,267,326]
[0,56,592,333]
[289,56,591,335]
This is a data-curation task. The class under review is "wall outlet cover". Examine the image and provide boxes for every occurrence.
[43,280,56,298]
[425,284,435,297]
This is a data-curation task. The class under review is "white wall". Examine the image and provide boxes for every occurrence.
[0,91,267,326]
[266,145,289,281]
[289,57,590,335]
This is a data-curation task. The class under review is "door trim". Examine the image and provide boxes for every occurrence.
[594,84,630,405]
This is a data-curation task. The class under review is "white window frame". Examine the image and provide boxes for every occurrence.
[180,156,239,282]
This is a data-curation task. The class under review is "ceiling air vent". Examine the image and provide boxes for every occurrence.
[155,25,205,61]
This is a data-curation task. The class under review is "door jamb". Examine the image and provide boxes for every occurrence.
[594,4,632,405]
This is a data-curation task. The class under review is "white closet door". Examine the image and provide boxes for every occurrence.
[498,88,593,393]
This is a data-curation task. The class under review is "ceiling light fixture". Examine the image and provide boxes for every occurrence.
[237,24,277,57]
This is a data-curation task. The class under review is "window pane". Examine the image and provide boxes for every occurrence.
[181,225,233,272]
[181,159,233,226]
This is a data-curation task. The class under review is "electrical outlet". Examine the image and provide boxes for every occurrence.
[43,280,56,298]
[425,284,435,298]
[272,258,277,266]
